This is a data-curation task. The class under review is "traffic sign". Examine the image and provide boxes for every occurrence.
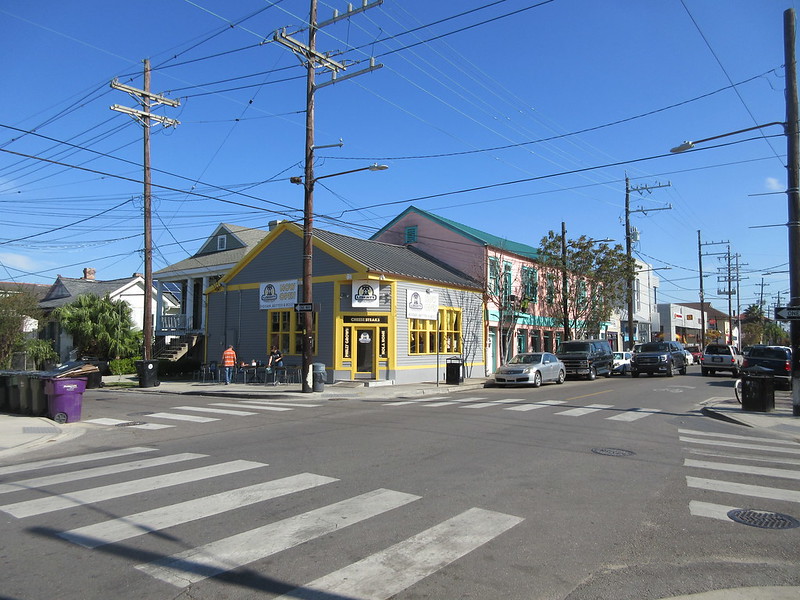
[294,302,314,312]
[775,306,800,320]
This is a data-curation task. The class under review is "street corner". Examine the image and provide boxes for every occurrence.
[0,415,86,460]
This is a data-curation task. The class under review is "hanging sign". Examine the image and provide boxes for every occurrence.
[406,289,439,320]
[352,280,379,308]
[259,280,298,310]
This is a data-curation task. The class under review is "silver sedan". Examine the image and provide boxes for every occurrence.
[493,352,566,387]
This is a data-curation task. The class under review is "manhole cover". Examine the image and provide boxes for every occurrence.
[727,509,800,530]
[591,447,635,457]
[115,421,147,427]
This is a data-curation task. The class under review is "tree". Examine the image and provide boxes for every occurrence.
[53,294,141,360]
[741,303,766,346]
[0,290,43,369]
[537,232,633,340]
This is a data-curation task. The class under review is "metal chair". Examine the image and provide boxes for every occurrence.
[202,361,218,383]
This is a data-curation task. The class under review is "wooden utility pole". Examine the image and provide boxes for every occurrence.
[110,61,179,361]
[697,232,727,350]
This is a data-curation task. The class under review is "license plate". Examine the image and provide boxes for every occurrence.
[712,357,722,363]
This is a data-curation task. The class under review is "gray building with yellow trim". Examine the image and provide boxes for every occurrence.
[205,221,484,384]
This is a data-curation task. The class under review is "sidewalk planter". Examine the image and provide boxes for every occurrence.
[135,360,160,388]
[741,365,775,413]
[45,378,87,424]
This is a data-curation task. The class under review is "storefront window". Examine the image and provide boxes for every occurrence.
[269,309,316,355]
[409,308,462,355]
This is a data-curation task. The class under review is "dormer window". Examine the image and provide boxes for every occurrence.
[404,226,417,244]
[217,235,227,251]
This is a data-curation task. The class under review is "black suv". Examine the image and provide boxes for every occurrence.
[742,345,792,389]
[557,339,613,380]
[630,341,687,377]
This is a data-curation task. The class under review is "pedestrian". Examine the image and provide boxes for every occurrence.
[267,345,284,368]
[221,344,237,385]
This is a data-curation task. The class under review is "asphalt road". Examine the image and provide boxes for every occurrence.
[1,369,798,599]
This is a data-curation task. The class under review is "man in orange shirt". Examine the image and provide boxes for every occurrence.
[221,345,237,385]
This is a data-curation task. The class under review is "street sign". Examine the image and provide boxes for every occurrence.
[775,306,800,320]
[294,302,314,312]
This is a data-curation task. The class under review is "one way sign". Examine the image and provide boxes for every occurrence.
[775,306,800,320]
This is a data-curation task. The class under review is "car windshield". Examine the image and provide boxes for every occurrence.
[750,347,788,360]
[613,352,624,359]
[640,342,669,352]
[508,353,542,364]
[559,342,590,353]
[705,345,729,354]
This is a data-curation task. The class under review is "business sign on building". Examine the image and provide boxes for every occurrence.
[406,289,439,320]
[352,279,379,308]
[259,280,298,310]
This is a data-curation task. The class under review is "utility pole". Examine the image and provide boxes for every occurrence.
[561,221,571,341]
[784,8,800,415]
[697,232,727,350]
[275,0,383,392]
[110,60,179,361]
[624,176,671,350]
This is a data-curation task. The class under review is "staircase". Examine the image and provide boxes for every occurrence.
[156,335,201,361]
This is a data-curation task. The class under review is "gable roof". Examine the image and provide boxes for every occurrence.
[0,281,52,301]
[155,223,270,277]
[372,205,540,260]
[39,275,143,310]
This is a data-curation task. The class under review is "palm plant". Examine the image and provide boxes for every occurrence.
[53,294,141,360]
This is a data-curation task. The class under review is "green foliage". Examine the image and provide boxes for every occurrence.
[109,358,137,375]
[53,294,141,360]
[24,338,59,369]
[0,290,43,369]
[538,231,634,340]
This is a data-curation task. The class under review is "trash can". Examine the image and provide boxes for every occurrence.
[0,373,8,412]
[135,360,160,388]
[27,374,48,417]
[445,357,463,385]
[45,377,87,423]
[312,363,326,392]
[740,365,775,412]
[12,373,29,414]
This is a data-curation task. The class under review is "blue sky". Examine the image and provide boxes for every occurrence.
[0,0,795,314]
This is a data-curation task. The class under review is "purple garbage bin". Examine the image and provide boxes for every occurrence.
[45,378,87,424]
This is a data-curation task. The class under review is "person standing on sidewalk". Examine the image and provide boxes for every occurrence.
[221,345,237,385]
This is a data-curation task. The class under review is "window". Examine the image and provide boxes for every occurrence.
[217,235,227,251]
[577,280,588,310]
[503,262,512,304]
[269,309,317,355]
[488,258,500,295]
[522,267,538,304]
[404,226,418,244]
[409,307,462,355]
[546,273,555,305]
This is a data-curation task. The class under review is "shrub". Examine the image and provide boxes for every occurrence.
[109,358,137,375]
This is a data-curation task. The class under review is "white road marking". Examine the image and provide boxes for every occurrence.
[689,500,740,521]
[462,399,523,409]
[84,418,129,426]
[679,429,799,446]
[145,412,219,423]
[686,476,800,503]
[384,397,448,406]
[273,507,524,600]
[0,453,206,495]
[504,400,567,412]
[688,449,800,467]
[171,406,257,416]
[680,437,800,456]
[61,473,337,548]
[684,459,800,481]
[135,488,421,587]
[210,403,291,412]
[238,401,321,408]
[606,408,662,422]
[0,447,157,476]
[0,460,266,518]
[128,423,175,430]
[555,404,614,417]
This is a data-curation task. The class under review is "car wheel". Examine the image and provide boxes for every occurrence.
[631,371,639,378]
[532,371,542,388]
[679,363,687,376]
[731,368,739,377]
[604,368,612,378]
[666,361,674,377]
[587,366,596,381]
[622,365,628,376]
[556,370,565,384]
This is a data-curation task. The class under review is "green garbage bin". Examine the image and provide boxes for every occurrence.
[27,374,48,417]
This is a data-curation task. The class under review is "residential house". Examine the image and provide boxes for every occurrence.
[153,223,270,361]
[204,221,484,384]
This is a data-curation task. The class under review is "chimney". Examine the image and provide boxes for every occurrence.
[268,219,284,231]
[83,268,96,280]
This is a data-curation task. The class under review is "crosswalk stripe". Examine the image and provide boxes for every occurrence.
[171,406,257,416]
[504,400,567,412]
[0,447,157,477]
[606,408,661,422]
[689,449,800,467]
[684,459,800,481]
[680,437,800,456]
[679,428,799,446]
[555,404,614,417]
[135,488,421,587]
[0,460,266,518]
[422,401,461,407]
[145,412,219,423]
[385,397,447,406]
[273,507,524,600]
[210,402,291,412]
[462,399,522,409]
[84,418,130,426]
[83,418,175,430]
[60,472,338,549]
[686,476,800,503]
[239,401,321,408]
[129,423,175,430]
[689,500,740,521]
[0,453,207,495]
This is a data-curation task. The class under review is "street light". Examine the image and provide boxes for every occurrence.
[670,122,786,153]
[295,162,388,392]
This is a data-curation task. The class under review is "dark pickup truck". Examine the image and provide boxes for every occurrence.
[742,345,793,389]
[630,340,687,378]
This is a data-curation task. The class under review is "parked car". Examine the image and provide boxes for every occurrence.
[493,352,566,387]
[683,349,694,366]
[701,343,743,377]
[612,351,632,375]
[557,339,614,380]
[684,345,703,363]
[742,345,793,389]
[630,341,687,377]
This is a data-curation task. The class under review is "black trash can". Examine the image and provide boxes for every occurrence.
[445,357,463,385]
[312,363,326,392]
[135,360,160,388]
[740,365,775,412]
[0,373,8,412]
[27,374,48,417]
